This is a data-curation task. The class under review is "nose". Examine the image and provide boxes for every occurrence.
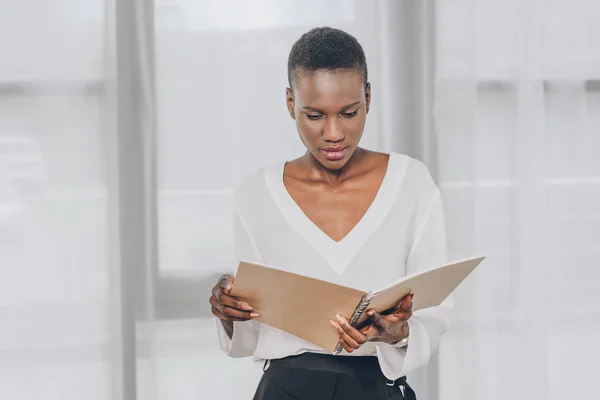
[322,116,344,143]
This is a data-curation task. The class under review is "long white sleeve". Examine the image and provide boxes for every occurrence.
[376,190,454,380]
[215,202,263,358]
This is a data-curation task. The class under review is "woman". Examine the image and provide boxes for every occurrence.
[209,27,452,400]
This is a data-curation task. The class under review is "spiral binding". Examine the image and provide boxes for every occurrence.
[332,292,374,355]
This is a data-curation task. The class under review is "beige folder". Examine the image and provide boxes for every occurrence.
[230,255,485,354]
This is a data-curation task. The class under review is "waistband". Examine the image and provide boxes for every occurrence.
[266,352,407,386]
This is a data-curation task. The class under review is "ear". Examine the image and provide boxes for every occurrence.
[365,82,371,114]
[286,87,296,120]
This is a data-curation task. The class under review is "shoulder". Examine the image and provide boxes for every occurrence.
[232,161,282,209]
[389,152,440,201]
[389,152,436,185]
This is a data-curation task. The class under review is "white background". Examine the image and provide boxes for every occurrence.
[1,1,599,399]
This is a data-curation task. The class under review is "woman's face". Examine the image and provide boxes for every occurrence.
[286,69,370,171]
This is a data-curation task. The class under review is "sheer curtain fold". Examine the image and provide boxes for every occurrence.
[0,1,114,400]
[435,1,600,399]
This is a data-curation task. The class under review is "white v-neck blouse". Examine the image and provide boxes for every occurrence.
[215,153,454,380]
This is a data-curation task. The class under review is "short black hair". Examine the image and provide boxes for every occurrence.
[287,27,368,89]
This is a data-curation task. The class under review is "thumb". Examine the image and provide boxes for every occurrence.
[366,310,387,331]
[218,274,235,294]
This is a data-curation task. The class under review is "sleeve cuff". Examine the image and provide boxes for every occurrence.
[215,317,259,358]
[215,317,233,354]
[376,317,432,380]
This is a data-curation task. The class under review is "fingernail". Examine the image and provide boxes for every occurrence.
[367,310,374,316]
[241,303,253,311]
[330,320,340,329]
[250,312,261,318]
[335,314,346,325]
[226,284,232,291]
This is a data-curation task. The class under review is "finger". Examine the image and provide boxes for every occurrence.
[210,297,247,321]
[339,338,355,353]
[334,314,367,345]
[330,319,361,349]
[211,286,254,312]
[359,323,380,341]
[210,295,260,320]
[393,307,413,320]
[402,293,415,309]
[218,274,235,294]
[401,293,414,309]
[366,310,388,331]
[211,306,247,322]
[393,294,414,319]
[359,323,374,335]
[220,305,260,320]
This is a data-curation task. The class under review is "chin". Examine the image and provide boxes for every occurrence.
[320,160,346,171]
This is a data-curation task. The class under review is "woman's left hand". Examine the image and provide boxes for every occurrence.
[330,293,413,353]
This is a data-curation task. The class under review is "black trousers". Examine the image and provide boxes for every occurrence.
[253,353,416,400]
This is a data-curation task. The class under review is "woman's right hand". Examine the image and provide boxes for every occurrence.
[209,274,261,322]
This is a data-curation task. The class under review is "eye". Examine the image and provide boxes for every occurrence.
[341,110,358,118]
[306,113,324,121]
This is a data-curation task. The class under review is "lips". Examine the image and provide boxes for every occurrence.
[320,146,347,161]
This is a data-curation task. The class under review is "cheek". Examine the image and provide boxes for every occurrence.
[342,116,367,135]
[296,118,322,141]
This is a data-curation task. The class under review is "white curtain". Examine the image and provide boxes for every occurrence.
[0,1,113,399]
[434,1,600,399]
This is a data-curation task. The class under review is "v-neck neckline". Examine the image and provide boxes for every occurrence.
[265,152,409,275]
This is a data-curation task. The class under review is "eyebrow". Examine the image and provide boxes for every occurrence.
[302,101,362,113]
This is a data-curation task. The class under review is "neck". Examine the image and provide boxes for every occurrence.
[301,147,366,185]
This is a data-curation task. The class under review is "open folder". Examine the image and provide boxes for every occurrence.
[230,255,486,354]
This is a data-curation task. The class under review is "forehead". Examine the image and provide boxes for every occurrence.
[293,70,364,108]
